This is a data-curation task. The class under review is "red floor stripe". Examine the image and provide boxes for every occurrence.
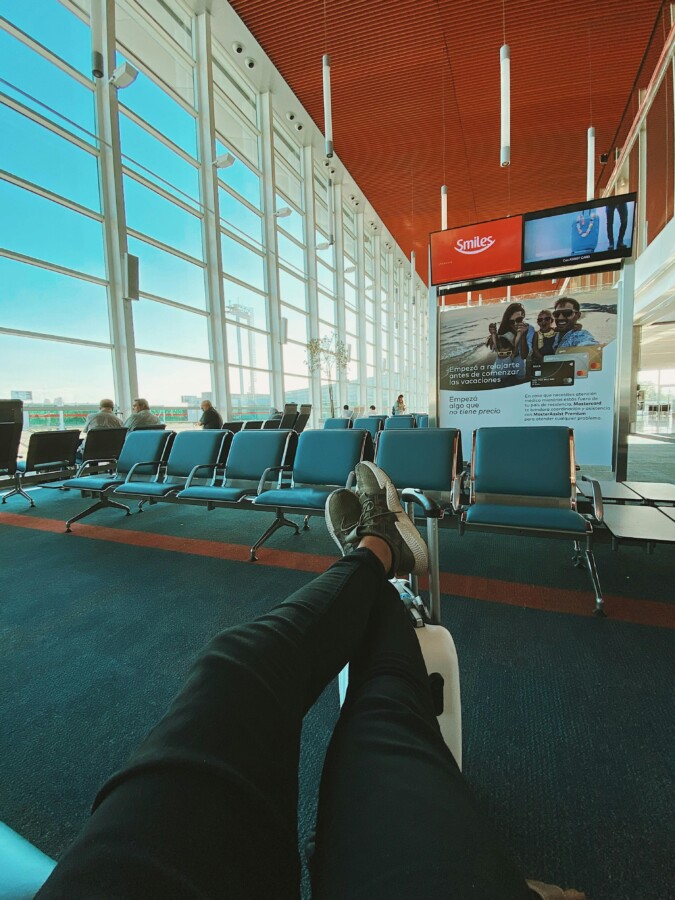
[1,511,673,628]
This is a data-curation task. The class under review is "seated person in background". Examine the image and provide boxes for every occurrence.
[83,399,123,433]
[552,297,598,352]
[268,407,283,421]
[199,400,223,430]
[341,404,352,419]
[530,310,557,364]
[369,404,377,414]
[124,398,161,431]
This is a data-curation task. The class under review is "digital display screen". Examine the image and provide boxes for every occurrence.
[430,215,523,286]
[522,193,636,271]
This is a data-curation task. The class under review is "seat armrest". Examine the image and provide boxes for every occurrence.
[451,473,464,513]
[580,475,604,524]
[124,460,163,482]
[76,457,118,477]
[184,463,219,489]
[401,488,443,519]
[257,465,291,494]
[346,470,356,490]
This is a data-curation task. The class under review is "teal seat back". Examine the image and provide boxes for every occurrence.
[165,430,227,477]
[353,417,381,438]
[226,430,295,481]
[116,430,172,477]
[376,429,462,493]
[417,415,429,428]
[323,418,350,429]
[293,430,365,485]
[473,426,574,499]
[384,416,416,430]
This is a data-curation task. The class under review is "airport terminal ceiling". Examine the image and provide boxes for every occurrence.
[216,0,664,283]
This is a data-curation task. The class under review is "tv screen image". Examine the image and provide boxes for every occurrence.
[522,193,636,271]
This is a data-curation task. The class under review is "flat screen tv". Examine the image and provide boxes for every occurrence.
[522,193,636,271]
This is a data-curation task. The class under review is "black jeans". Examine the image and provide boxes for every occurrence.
[37,550,533,899]
[606,199,628,248]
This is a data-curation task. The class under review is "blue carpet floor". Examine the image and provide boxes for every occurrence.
[1,486,674,900]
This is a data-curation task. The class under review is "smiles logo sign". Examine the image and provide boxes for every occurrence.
[455,235,496,255]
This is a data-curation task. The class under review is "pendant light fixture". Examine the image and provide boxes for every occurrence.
[441,185,448,230]
[500,0,510,167]
[586,31,594,200]
[500,44,510,167]
[587,126,595,200]
[323,54,333,158]
[322,0,333,159]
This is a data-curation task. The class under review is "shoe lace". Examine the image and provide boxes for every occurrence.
[360,493,394,527]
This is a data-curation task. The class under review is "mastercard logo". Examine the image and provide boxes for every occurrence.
[577,369,587,376]
[590,362,600,369]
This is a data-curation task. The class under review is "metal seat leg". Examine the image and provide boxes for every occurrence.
[250,510,300,560]
[584,544,605,617]
[1,474,34,507]
[65,494,131,532]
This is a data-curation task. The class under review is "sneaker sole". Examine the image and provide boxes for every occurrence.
[358,462,429,576]
[324,492,354,557]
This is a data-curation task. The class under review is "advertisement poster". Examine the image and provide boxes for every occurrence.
[438,289,618,466]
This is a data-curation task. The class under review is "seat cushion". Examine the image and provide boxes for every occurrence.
[176,485,252,502]
[254,487,333,510]
[61,475,125,491]
[464,503,589,534]
[114,482,180,498]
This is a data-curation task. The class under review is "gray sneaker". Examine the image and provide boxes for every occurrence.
[346,461,428,578]
[325,488,362,557]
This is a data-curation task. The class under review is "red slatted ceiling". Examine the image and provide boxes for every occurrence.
[230,0,664,283]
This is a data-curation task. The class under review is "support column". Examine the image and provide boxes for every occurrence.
[333,183,347,411]
[614,260,636,480]
[194,12,230,415]
[302,145,321,421]
[259,93,284,410]
[91,0,137,416]
[428,246,439,425]
[386,249,395,414]
[373,232,383,410]
[355,212,368,409]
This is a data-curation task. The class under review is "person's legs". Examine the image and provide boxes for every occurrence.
[36,548,390,900]
[311,583,534,900]
[606,205,615,248]
[617,200,628,247]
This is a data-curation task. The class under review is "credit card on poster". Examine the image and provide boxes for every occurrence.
[556,343,604,372]
[530,360,576,388]
[544,352,589,377]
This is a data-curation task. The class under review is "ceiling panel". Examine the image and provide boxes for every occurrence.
[228,0,665,282]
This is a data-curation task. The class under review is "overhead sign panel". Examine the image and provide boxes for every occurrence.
[430,215,523,286]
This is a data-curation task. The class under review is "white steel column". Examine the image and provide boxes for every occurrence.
[355,211,368,409]
[259,92,285,410]
[194,12,230,415]
[333,183,347,410]
[614,260,636,479]
[91,0,137,415]
[428,245,439,425]
[302,145,321,419]
[373,232,383,411]
[386,250,395,414]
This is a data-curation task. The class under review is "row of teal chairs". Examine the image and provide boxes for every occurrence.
[53,424,604,613]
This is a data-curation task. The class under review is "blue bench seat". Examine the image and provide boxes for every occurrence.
[254,486,335,509]
[177,484,253,503]
[464,503,589,533]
